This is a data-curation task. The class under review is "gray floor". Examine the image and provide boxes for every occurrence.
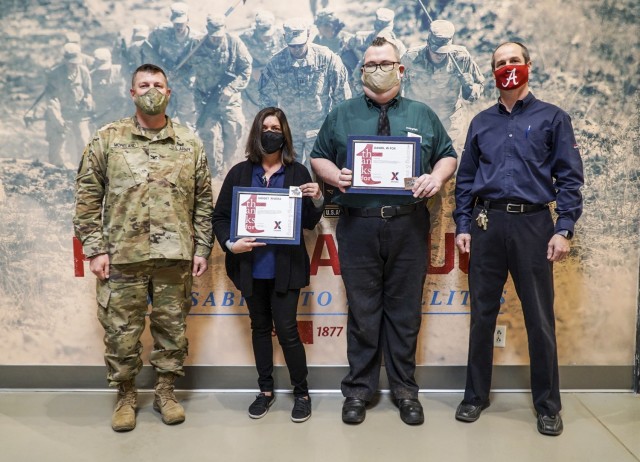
[0,390,638,462]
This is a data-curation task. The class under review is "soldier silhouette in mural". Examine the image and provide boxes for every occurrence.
[259,18,351,170]
[26,43,94,168]
[146,2,198,126]
[182,14,252,176]
[402,20,485,257]
[90,48,128,129]
[312,9,350,55]
[402,19,484,140]
[118,24,151,77]
[240,10,286,126]
[63,30,95,69]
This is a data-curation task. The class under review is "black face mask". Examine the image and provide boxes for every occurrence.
[261,131,284,154]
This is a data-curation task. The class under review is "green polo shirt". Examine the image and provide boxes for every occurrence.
[310,94,456,207]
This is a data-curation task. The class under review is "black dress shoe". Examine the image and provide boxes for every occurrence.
[342,397,366,424]
[537,413,563,436]
[396,399,424,425]
[455,401,490,422]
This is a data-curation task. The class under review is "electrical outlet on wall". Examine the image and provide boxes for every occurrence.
[494,325,507,348]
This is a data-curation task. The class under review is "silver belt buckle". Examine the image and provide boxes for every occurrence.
[380,206,393,218]
[506,203,524,213]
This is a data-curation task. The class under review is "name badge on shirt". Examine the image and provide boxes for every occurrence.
[405,129,422,142]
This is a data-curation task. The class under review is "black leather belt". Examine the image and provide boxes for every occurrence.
[342,202,420,218]
[478,199,548,214]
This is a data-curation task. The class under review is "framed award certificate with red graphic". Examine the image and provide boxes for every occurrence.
[230,187,302,245]
[345,135,421,195]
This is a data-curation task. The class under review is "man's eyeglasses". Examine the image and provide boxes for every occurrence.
[362,62,400,73]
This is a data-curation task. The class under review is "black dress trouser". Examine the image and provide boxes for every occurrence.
[245,279,308,397]
[463,205,561,416]
[337,206,429,401]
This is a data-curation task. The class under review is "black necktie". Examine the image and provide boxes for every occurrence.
[377,103,391,136]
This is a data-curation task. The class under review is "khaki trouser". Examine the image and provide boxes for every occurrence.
[96,259,192,387]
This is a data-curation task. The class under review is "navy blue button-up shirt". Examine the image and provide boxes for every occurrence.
[454,92,584,235]
[251,162,285,279]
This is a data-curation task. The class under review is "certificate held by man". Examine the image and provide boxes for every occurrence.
[345,135,420,195]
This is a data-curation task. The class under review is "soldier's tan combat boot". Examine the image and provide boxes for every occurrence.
[153,373,185,425]
[111,380,137,432]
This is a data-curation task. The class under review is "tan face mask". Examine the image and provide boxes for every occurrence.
[361,68,400,94]
[134,88,169,115]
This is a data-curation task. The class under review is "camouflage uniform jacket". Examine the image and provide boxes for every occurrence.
[121,39,153,76]
[259,44,351,132]
[402,44,485,122]
[44,63,92,116]
[147,24,199,71]
[74,116,214,264]
[186,34,252,103]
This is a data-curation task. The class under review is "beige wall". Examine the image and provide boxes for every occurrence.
[0,0,637,369]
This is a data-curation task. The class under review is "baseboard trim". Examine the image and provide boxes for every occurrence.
[0,365,634,391]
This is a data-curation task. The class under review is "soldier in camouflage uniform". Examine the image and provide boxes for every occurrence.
[63,30,95,68]
[240,11,286,126]
[312,7,357,81]
[184,14,252,176]
[119,24,151,77]
[402,21,484,258]
[259,18,351,169]
[146,2,198,125]
[73,64,214,432]
[90,48,127,128]
[402,20,484,135]
[38,42,94,168]
[312,9,351,56]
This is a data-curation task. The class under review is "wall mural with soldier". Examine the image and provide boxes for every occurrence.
[0,0,638,375]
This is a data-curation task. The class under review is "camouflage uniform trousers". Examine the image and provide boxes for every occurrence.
[96,259,193,387]
[45,98,91,168]
[195,94,244,176]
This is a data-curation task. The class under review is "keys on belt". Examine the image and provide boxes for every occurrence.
[475,199,548,230]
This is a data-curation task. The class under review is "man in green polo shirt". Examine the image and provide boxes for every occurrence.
[310,37,457,426]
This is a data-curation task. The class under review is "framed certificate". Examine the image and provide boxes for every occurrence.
[230,187,302,245]
[345,135,420,195]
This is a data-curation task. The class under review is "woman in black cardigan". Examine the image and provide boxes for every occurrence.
[212,107,323,423]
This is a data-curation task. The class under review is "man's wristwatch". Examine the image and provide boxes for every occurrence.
[556,230,573,240]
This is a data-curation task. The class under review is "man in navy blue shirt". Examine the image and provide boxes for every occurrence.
[453,42,584,436]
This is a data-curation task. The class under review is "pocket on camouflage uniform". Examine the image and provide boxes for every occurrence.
[107,150,139,196]
[96,278,112,308]
[167,153,195,198]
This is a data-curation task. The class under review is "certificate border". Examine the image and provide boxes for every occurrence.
[230,186,302,245]
[345,135,420,195]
